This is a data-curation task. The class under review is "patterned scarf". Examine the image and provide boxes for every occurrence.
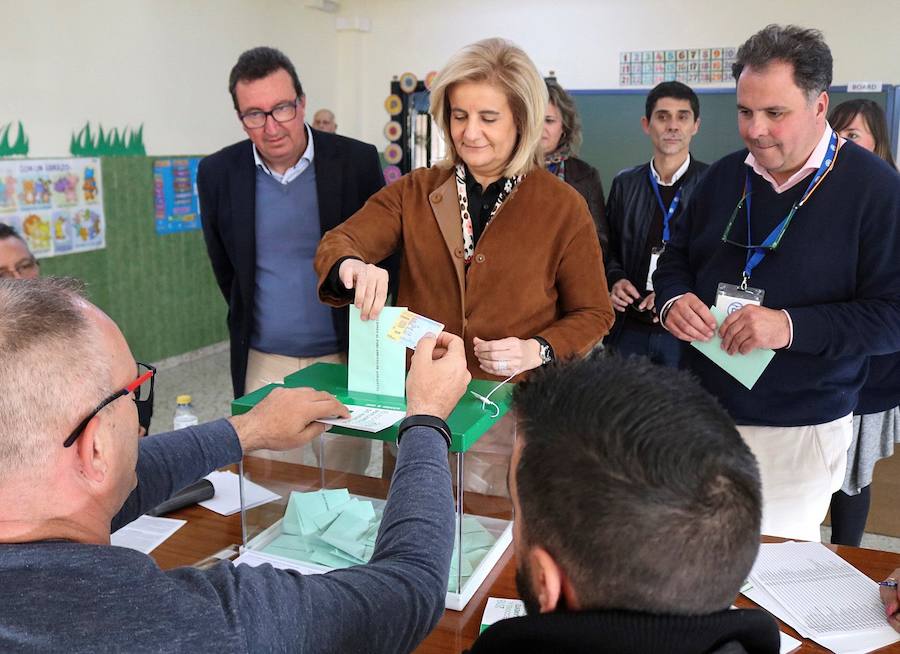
[544,147,571,180]
[454,164,523,264]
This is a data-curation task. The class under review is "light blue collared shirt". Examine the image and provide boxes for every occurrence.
[252,124,315,185]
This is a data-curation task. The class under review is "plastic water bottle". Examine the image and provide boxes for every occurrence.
[173,395,199,430]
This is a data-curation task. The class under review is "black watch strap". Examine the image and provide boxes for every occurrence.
[533,336,554,364]
[397,415,452,450]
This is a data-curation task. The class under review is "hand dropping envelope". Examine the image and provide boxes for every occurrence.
[386,309,445,349]
[690,305,775,390]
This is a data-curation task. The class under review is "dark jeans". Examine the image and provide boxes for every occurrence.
[609,323,683,368]
[829,485,871,547]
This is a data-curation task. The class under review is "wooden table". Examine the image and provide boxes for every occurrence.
[152,459,900,653]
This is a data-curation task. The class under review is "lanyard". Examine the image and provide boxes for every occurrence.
[648,168,683,244]
[740,130,838,288]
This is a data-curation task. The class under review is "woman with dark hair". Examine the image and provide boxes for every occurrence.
[830,99,896,168]
[828,98,900,546]
[543,79,608,253]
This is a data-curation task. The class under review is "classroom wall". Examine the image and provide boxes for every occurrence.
[2,0,339,157]
[337,0,900,150]
[5,0,899,157]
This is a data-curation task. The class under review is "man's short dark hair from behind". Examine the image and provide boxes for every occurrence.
[0,223,24,242]
[228,46,305,112]
[645,81,700,121]
[512,354,762,615]
[732,24,832,99]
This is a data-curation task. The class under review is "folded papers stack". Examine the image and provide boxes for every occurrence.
[261,488,496,590]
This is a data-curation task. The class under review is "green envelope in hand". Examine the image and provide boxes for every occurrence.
[690,305,776,390]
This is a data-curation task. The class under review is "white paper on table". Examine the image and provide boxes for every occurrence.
[233,550,326,575]
[317,405,406,433]
[747,542,900,653]
[110,515,186,554]
[779,631,801,653]
[199,470,280,516]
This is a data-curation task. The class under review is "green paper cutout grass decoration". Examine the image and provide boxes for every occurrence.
[0,122,29,156]
[70,122,145,156]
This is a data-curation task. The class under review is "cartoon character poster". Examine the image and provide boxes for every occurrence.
[154,157,201,234]
[0,157,104,257]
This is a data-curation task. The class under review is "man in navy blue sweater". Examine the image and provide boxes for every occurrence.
[0,277,469,653]
[654,25,900,541]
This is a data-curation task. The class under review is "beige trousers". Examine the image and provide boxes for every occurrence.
[737,414,853,541]
[244,348,372,474]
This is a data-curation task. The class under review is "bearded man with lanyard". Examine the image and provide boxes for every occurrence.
[654,24,900,542]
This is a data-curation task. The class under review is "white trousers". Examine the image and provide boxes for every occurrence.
[738,414,853,541]
[244,349,372,474]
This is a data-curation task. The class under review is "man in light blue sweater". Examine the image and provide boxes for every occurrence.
[0,277,469,653]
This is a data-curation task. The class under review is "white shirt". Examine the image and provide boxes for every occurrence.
[252,124,315,185]
[649,154,691,187]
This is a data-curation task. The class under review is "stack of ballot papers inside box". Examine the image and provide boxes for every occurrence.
[260,488,496,591]
[743,541,900,653]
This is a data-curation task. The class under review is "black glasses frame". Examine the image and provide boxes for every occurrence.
[720,192,798,252]
[63,362,156,448]
[238,98,300,129]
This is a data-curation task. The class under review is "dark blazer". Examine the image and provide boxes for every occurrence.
[198,128,386,397]
[562,156,608,255]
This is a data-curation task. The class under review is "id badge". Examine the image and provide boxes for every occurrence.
[646,247,664,291]
[715,283,764,316]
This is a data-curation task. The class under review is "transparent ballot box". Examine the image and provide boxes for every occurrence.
[231,362,514,611]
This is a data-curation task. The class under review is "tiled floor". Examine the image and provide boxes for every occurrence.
[151,343,900,554]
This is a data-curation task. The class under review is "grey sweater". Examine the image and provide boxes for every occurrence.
[0,420,455,653]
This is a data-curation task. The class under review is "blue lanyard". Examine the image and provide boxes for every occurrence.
[648,168,683,244]
[741,130,838,287]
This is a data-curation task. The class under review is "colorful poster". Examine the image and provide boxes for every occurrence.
[154,157,201,234]
[619,47,736,87]
[0,157,105,257]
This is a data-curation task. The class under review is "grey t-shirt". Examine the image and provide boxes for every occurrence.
[0,420,455,653]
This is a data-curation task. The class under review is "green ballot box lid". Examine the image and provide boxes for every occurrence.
[230,362,514,453]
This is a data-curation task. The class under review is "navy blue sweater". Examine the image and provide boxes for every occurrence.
[654,142,900,426]
[857,352,900,415]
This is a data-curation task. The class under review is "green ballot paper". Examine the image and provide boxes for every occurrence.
[690,305,775,390]
[348,305,407,398]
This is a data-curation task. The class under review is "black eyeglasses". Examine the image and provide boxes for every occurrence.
[63,362,156,448]
[720,192,798,252]
[239,98,300,129]
[0,256,40,279]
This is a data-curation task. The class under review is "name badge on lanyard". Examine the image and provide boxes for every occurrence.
[646,169,683,292]
[715,283,765,315]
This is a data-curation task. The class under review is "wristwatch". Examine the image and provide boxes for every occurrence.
[533,336,554,365]
[397,415,452,449]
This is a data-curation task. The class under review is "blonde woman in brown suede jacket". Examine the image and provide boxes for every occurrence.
[315,38,613,383]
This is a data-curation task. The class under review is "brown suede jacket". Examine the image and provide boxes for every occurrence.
[315,165,614,380]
